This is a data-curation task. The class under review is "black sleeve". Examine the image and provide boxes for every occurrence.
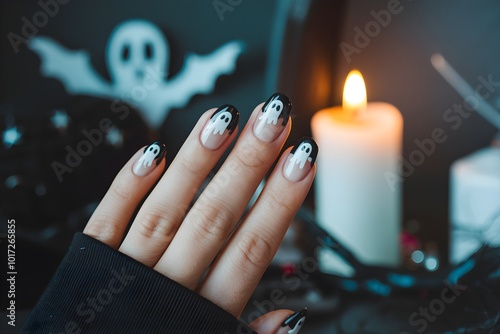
[22,233,256,334]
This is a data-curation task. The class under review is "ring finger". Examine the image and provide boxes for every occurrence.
[199,139,318,315]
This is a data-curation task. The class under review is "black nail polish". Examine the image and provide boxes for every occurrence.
[144,141,167,166]
[211,104,239,134]
[200,105,239,150]
[281,308,307,333]
[284,138,318,182]
[133,141,166,176]
[261,92,292,127]
[290,137,319,167]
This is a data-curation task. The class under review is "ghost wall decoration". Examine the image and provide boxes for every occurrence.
[29,19,244,129]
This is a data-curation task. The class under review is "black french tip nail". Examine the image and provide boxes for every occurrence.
[143,141,167,166]
[210,104,239,134]
[262,92,292,126]
[281,308,308,331]
[291,137,319,166]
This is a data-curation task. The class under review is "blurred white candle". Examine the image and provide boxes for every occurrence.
[430,54,500,264]
[450,147,500,264]
[311,70,403,275]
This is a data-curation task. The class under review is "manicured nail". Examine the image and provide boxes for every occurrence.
[200,105,239,150]
[253,93,292,142]
[281,308,307,334]
[283,138,318,182]
[132,142,166,177]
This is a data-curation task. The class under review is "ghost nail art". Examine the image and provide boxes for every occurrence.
[283,138,318,182]
[132,141,166,177]
[200,104,239,150]
[281,308,307,334]
[253,93,292,142]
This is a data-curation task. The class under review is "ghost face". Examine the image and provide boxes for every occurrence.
[290,142,313,169]
[260,98,283,125]
[206,111,232,135]
[106,20,169,90]
[284,139,317,181]
[132,141,166,176]
[200,105,239,150]
[137,143,161,168]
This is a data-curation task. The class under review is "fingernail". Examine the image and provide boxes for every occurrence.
[200,105,239,150]
[283,138,318,182]
[253,93,292,142]
[281,308,308,334]
[132,141,166,177]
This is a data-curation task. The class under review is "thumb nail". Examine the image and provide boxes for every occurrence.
[280,308,307,334]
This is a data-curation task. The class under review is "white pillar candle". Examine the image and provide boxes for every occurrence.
[311,70,403,275]
[450,147,500,264]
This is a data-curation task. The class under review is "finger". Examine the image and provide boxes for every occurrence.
[199,138,317,315]
[155,93,293,289]
[119,106,239,265]
[248,309,308,334]
[84,142,166,249]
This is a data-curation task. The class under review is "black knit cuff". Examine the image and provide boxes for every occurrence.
[22,233,256,334]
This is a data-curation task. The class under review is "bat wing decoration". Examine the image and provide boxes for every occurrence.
[29,37,114,98]
[143,40,245,127]
[161,41,244,108]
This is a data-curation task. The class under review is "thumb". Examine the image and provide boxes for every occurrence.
[248,308,308,334]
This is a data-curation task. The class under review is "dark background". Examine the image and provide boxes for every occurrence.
[1,0,500,332]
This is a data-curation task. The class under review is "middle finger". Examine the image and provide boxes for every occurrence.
[154,93,292,289]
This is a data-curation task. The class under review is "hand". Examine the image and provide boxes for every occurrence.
[83,94,317,334]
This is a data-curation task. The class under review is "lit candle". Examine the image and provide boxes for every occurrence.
[311,70,403,275]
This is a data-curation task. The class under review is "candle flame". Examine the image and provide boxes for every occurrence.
[343,70,367,117]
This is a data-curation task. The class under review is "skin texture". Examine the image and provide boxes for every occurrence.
[83,97,316,333]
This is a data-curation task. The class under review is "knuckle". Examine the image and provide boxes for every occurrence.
[263,190,296,217]
[190,203,234,243]
[137,211,180,241]
[85,217,121,246]
[235,231,275,271]
[233,142,269,172]
[179,155,205,179]
[109,178,132,201]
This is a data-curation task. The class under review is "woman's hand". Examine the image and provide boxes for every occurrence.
[83,94,317,334]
